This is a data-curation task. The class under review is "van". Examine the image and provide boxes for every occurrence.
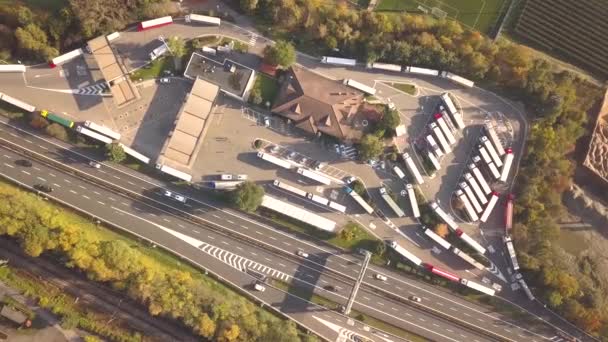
[220,174,233,180]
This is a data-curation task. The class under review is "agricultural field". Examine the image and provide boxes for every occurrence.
[514,0,608,79]
[375,0,508,33]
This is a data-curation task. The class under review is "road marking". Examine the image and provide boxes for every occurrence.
[3,163,13,168]
[279,263,286,267]
[405,313,412,317]
[24,139,32,143]
[460,334,466,338]
[363,296,370,300]
[395,286,403,290]
[148,213,157,217]
[391,307,398,311]
[2,155,10,158]
[419,318,425,322]
[81,195,89,199]
[113,175,120,179]
[250,252,257,256]
[184,203,192,207]
[93,191,100,195]
[264,257,272,262]
[221,241,229,245]
[212,214,220,218]
[98,170,106,174]
[127,181,135,185]
[433,324,439,327]
[504,329,512,333]
[255,231,262,235]
[241,225,248,230]
[78,185,86,190]
[463,312,471,317]
[33,167,40,171]
[64,179,71,183]
[207,236,215,240]
[21,170,30,175]
[449,307,458,311]
[49,173,55,177]
[69,190,77,194]
[163,218,170,222]
[9,133,17,138]
[477,318,484,322]
[269,236,276,240]
[436,302,444,306]
[226,219,234,224]
[283,241,291,246]
[121,202,128,206]
[97,201,105,205]
[236,246,243,251]
[178,224,185,228]
[67,157,76,162]
[39,145,48,150]
[53,183,61,188]
[446,329,453,333]
[108,197,116,201]
[377,302,384,306]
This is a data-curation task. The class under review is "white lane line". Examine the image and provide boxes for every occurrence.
[64,179,71,183]
[419,318,425,322]
[264,257,272,262]
[391,307,398,311]
[212,214,220,219]
[2,155,10,158]
[98,170,106,174]
[108,197,116,201]
[49,173,55,177]
[53,183,61,188]
[9,133,17,138]
[255,231,262,235]
[463,312,471,317]
[207,236,215,240]
[113,175,120,179]
[433,324,440,327]
[163,218,170,222]
[39,145,48,150]
[121,202,128,206]
[93,191,100,195]
[178,224,185,228]
[395,286,403,290]
[97,201,105,205]
[250,252,257,256]
[226,219,235,224]
[405,313,412,317]
[279,263,286,267]
[236,246,243,251]
[149,213,157,217]
[21,170,30,175]
[78,185,86,190]
[363,296,370,300]
[269,236,276,240]
[184,203,192,208]
[477,318,484,322]
[3,163,13,168]
[449,307,458,311]
[82,195,90,200]
[377,302,385,306]
[221,241,229,245]
[24,139,32,143]
[127,181,135,185]
[33,167,41,171]
[446,329,454,333]
[436,302,444,306]
[69,190,77,194]
[241,225,248,230]
[192,230,201,234]
[283,241,291,246]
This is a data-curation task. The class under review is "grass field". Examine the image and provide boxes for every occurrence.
[375,0,508,33]
[250,74,280,105]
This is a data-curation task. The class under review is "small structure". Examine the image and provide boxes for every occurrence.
[0,305,27,326]
[184,53,255,101]
[272,66,367,142]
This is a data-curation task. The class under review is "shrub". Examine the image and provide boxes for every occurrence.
[45,123,68,141]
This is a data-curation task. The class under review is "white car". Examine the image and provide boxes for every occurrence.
[159,77,170,84]
[296,250,309,258]
[375,274,388,281]
[236,174,248,180]
[220,174,233,180]
[89,161,101,169]
[409,295,422,303]
[173,194,187,203]
[253,283,266,292]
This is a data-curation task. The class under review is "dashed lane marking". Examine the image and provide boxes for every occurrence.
[69,190,77,194]
[3,163,13,168]
[97,201,105,205]
[21,170,30,175]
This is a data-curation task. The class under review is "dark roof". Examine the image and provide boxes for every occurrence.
[272,66,364,141]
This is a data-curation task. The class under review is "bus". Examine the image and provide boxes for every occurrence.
[393,166,406,179]
[455,228,486,255]
[321,56,356,66]
[402,152,424,185]
[480,192,499,223]
[389,241,422,266]
[505,194,514,231]
[468,163,491,194]
[273,179,308,198]
[345,187,373,214]
[84,121,121,140]
[119,143,150,164]
[456,189,478,222]
[138,16,173,31]
[426,135,443,158]
[406,184,420,218]
[422,226,450,249]
[297,168,331,185]
[155,164,193,182]
[460,182,482,213]
[430,122,452,154]
[0,93,35,112]
[434,113,456,145]
[480,136,503,167]
[185,14,221,26]
[257,152,292,169]
[40,110,74,128]
[500,148,514,182]
[343,79,376,95]
[379,187,405,218]
[430,201,458,230]
[76,126,113,144]
[464,173,487,204]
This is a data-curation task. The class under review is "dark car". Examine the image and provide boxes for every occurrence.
[34,184,53,193]
[323,285,337,292]
[15,159,32,167]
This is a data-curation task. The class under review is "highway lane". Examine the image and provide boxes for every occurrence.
[0,146,402,342]
[0,118,562,342]
[0,142,504,342]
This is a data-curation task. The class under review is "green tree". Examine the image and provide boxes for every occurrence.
[17,6,35,26]
[231,181,264,212]
[240,0,259,13]
[263,40,296,68]
[105,142,126,162]
[358,134,383,160]
[380,108,400,132]
[45,123,68,141]
[197,313,216,338]
[166,36,187,58]
[15,24,57,60]
[250,88,263,105]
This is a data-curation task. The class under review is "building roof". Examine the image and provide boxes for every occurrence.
[183,53,254,99]
[272,66,364,141]
[159,78,219,168]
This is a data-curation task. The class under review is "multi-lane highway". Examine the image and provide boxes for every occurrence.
[0,116,572,342]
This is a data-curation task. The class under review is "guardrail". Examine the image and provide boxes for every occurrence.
[0,137,511,342]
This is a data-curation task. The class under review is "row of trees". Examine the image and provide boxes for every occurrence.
[0,0,172,63]
[238,0,607,337]
[0,183,316,342]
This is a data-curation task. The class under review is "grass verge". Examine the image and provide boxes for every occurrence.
[130,56,176,81]
[249,74,280,105]
[388,82,416,95]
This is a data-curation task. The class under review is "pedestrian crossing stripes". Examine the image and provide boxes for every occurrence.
[248,34,257,46]
[75,82,109,95]
[336,327,363,342]
[199,242,291,281]
[341,145,358,159]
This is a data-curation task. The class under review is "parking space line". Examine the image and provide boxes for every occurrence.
[69,190,77,194]
[3,163,13,168]
[97,201,105,205]
[21,170,30,175]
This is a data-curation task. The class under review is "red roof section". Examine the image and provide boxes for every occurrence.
[260,63,277,77]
